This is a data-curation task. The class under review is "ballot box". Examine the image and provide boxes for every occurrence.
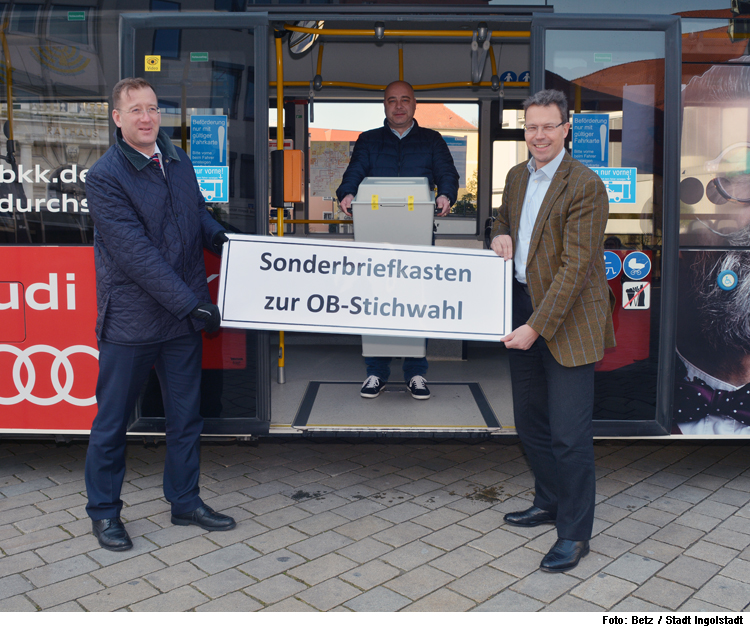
[352,177,435,357]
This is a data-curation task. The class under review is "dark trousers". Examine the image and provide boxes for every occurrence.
[365,355,428,382]
[508,280,596,541]
[85,332,205,520]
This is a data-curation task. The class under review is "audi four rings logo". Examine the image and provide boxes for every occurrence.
[1,345,99,406]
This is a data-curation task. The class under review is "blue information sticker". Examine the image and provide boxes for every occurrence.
[190,115,228,167]
[572,114,610,168]
[622,251,651,281]
[591,167,637,204]
[604,251,622,280]
[499,71,517,82]
[195,166,229,203]
[717,270,738,291]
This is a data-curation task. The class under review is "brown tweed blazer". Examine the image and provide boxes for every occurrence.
[492,152,616,367]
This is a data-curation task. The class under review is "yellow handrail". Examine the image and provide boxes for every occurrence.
[282,23,529,39]
[286,219,352,224]
[271,80,529,90]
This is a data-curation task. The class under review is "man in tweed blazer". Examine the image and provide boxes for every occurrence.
[491,89,615,572]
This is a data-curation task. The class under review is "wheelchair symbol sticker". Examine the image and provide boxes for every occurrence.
[604,251,622,280]
[622,251,651,281]
[718,270,738,291]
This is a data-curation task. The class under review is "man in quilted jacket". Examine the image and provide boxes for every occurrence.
[84,78,235,552]
[336,81,459,401]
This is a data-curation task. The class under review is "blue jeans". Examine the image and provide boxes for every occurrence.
[365,356,428,383]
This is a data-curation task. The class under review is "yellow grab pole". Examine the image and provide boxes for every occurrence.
[1,21,14,143]
[489,45,497,77]
[181,67,188,152]
[275,34,286,384]
[316,43,324,76]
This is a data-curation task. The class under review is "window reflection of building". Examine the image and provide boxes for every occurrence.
[244,66,254,121]
[48,6,91,46]
[10,4,41,35]
[680,54,750,245]
[151,0,181,59]
[211,61,243,119]
[0,101,109,243]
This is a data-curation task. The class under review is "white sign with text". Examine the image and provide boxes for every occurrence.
[217,235,512,341]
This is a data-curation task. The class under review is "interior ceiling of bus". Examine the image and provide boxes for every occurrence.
[273,16,532,101]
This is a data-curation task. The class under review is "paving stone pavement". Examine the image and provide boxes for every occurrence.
[1,438,749,612]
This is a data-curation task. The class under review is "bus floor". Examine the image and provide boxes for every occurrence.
[269,336,514,433]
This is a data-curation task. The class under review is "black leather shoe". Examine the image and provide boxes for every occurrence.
[540,539,590,573]
[503,506,556,527]
[171,504,236,531]
[92,517,133,552]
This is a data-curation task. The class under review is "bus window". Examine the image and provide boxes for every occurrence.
[674,17,750,436]
[492,109,529,215]
[0,101,110,245]
[306,101,480,237]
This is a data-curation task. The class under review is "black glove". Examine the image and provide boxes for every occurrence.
[190,303,221,333]
[211,230,229,253]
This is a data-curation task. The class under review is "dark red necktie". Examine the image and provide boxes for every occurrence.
[150,153,161,169]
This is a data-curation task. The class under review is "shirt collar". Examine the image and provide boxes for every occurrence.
[137,141,161,160]
[677,349,740,391]
[390,121,415,139]
[526,147,565,180]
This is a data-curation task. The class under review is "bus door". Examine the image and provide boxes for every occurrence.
[120,12,271,437]
[530,14,682,436]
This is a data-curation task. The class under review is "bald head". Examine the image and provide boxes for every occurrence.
[384,81,416,134]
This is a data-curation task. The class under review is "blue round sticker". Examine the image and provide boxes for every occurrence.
[519,71,530,83]
[603,251,622,280]
[500,71,517,82]
[622,251,651,281]
[718,270,738,291]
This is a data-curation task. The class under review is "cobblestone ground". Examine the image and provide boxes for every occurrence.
[0,438,749,612]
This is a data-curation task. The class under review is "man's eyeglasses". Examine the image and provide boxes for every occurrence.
[117,107,160,117]
[523,122,566,135]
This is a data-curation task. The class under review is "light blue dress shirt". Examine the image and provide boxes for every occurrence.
[514,148,566,284]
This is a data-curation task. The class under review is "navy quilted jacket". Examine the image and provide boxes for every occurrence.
[87,129,224,345]
[336,119,459,204]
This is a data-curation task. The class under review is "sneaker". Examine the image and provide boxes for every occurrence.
[408,375,431,400]
[361,375,386,398]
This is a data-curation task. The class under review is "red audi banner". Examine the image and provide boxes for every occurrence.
[1,247,99,433]
[1,247,245,434]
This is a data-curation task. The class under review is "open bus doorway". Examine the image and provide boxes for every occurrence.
[266,97,515,435]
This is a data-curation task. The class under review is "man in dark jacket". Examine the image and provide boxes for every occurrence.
[84,78,235,552]
[336,81,459,401]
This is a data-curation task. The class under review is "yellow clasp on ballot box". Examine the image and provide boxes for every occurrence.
[408,195,414,211]
[371,195,379,210]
